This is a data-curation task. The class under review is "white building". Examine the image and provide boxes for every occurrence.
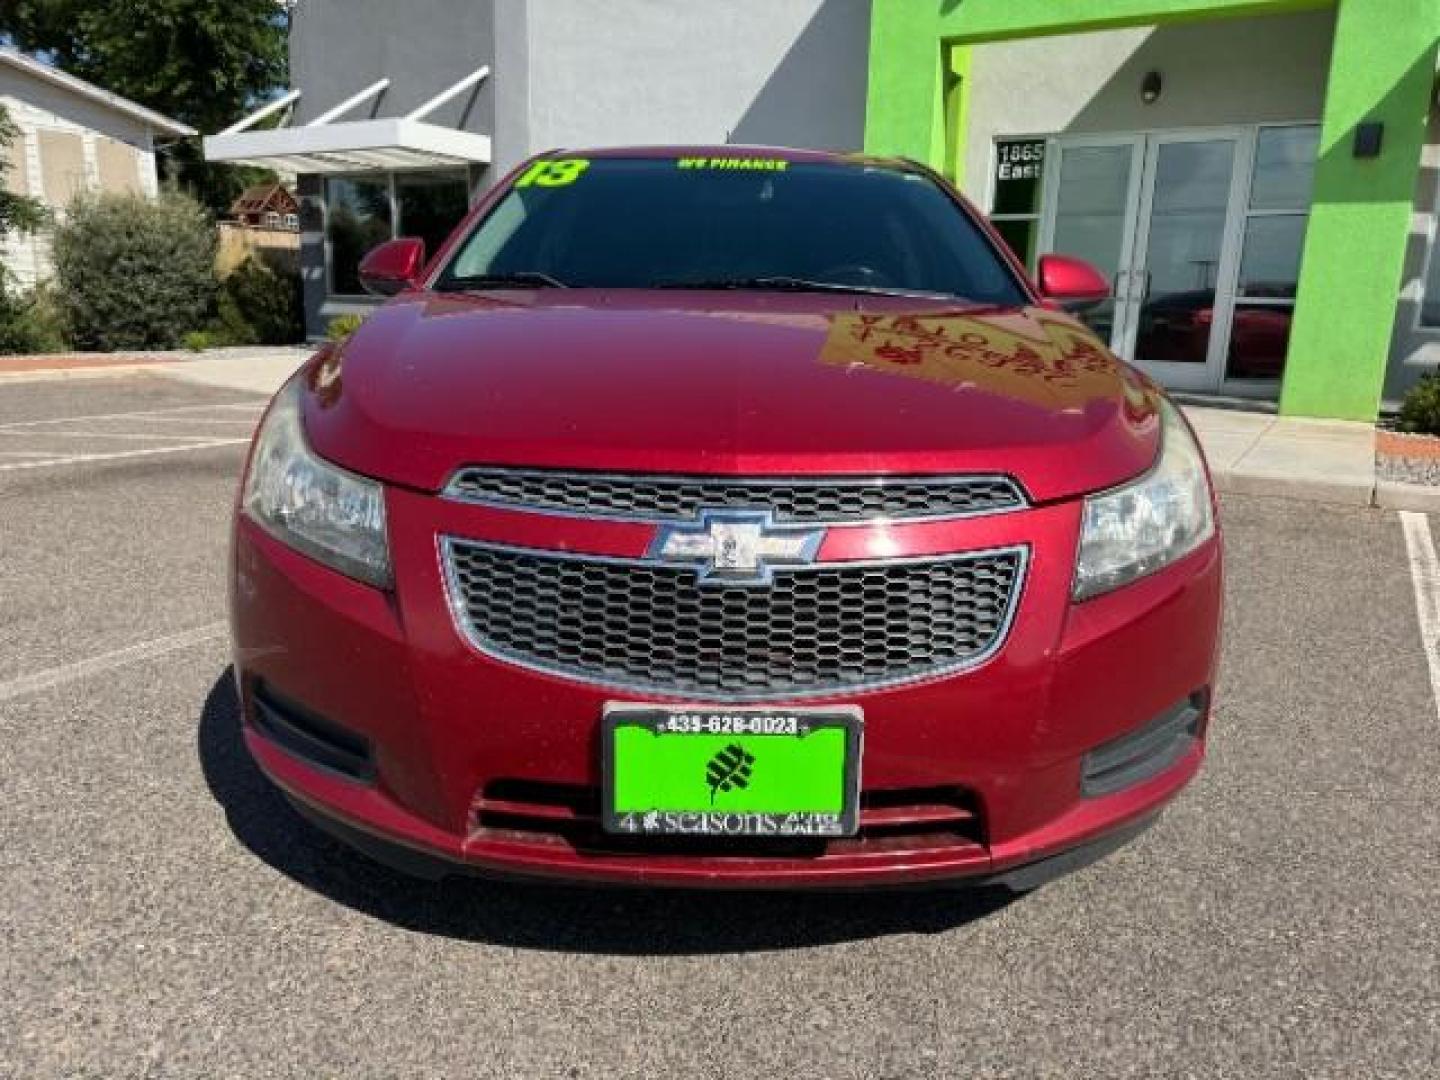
[0,48,195,289]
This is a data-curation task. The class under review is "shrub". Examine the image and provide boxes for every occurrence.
[326,313,366,342]
[0,278,69,355]
[182,330,215,353]
[214,255,304,346]
[1399,372,1440,436]
[52,193,216,351]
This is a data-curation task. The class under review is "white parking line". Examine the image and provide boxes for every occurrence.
[0,429,229,442]
[0,401,263,430]
[101,416,259,426]
[1400,510,1440,721]
[0,439,250,472]
[0,622,227,704]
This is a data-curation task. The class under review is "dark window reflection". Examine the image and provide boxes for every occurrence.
[1136,289,1217,365]
[397,171,472,259]
[993,217,1039,270]
[1226,303,1292,380]
[326,177,392,295]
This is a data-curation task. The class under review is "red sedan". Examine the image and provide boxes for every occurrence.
[232,148,1222,890]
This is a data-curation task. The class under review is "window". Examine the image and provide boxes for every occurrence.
[1226,125,1319,380]
[326,177,392,295]
[1425,235,1440,328]
[283,213,299,231]
[1421,159,1440,328]
[989,139,1047,270]
[397,172,472,258]
[325,169,471,295]
[264,211,281,230]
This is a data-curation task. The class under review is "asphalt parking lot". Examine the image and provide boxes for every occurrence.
[2,374,1438,1078]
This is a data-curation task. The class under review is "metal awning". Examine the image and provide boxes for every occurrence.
[203,67,491,174]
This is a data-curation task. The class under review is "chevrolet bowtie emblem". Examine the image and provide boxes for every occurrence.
[649,509,824,586]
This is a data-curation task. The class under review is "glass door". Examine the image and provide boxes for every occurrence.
[1121,131,1248,392]
[1039,129,1252,393]
[1039,135,1143,351]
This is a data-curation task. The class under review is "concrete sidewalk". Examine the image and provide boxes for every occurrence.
[1183,405,1385,508]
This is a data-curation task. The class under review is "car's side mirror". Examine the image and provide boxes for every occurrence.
[358,238,427,298]
[1035,254,1110,313]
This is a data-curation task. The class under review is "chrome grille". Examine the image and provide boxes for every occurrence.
[445,468,1026,524]
[443,539,1027,699]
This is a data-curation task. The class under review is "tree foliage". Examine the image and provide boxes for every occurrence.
[0,103,46,239]
[1,0,289,212]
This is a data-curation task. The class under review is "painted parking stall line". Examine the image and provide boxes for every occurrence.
[0,440,251,473]
[0,399,261,472]
[0,400,264,429]
[1400,511,1440,722]
[0,622,228,703]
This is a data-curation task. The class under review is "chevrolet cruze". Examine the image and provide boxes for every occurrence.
[231,148,1222,890]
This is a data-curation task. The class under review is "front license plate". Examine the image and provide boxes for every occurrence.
[602,704,862,838]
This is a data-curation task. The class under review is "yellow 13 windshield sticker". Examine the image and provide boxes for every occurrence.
[676,156,789,171]
[515,158,591,188]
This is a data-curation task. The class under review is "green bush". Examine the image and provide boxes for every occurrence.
[1399,372,1440,435]
[214,255,303,346]
[0,278,69,355]
[182,330,215,353]
[52,193,216,351]
[326,313,366,342]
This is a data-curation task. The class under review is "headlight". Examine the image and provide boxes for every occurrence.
[1074,399,1214,600]
[242,379,392,588]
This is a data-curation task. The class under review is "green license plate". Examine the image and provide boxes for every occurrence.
[602,704,862,838]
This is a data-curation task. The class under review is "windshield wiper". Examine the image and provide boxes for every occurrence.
[436,271,569,291]
[651,276,957,299]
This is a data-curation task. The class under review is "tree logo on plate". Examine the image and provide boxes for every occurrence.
[705,743,756,804]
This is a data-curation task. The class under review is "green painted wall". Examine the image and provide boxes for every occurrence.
[864,0,1329,163]
[865,0,1440,420]
[1281,0,1440,419]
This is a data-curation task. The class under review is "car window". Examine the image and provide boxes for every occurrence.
[440,158,1027,304]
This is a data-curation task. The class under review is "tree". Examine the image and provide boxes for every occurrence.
[1,0,290,212]
[1,102,64,354]
[0,103,45,239]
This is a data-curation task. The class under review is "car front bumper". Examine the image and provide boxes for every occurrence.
[231,487,1221,890]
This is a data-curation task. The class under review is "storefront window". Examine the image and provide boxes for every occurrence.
[1226,125,1318,380]
[326,177,392,296]
[326,170,472,296]
[397,172,472,258]
[1424,239,1440,328]
[989,138,1046,269]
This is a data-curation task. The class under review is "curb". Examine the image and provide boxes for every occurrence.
[1374,480,1440,513]
[1212,468,1374,507]
[1214,468,1440,513]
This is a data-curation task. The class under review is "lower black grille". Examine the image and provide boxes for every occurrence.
[251,683,374,782]
[1081,694,1205,797]
[444,540,1026,699]
[473,780,984,857]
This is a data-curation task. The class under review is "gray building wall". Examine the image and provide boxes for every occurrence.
[963,8,1336,207]
[289,0,496,134]
[289,0,498,336]
[287,0,870,337]
[517,0,871,160]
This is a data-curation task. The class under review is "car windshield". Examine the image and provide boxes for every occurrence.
[436,156,1027,304]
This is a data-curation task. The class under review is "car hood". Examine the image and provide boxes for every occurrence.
[300,291,1162,503]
